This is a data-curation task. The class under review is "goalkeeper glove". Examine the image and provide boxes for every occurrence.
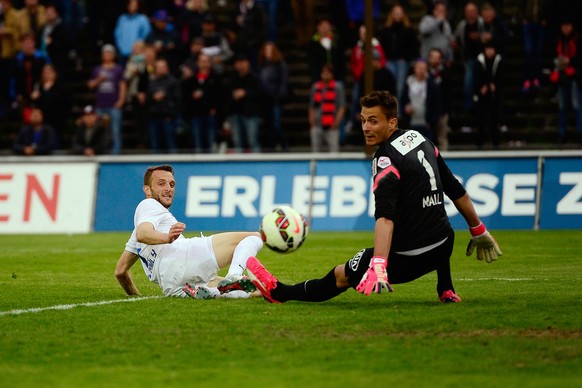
[466,223,502,263]
[356,256,393,295]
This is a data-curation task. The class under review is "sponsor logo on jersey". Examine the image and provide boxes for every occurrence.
[348,249,366,271]
[377,156,391,169]
[391,130,426,155]
[422,193,443,208]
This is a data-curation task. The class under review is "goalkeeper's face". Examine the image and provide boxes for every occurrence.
[144,170,176,209]
[360,106,397,146]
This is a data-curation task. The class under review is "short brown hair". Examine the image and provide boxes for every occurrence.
[360,91,398,120]
[144,165,174,186]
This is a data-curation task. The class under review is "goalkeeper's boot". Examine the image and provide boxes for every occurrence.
[183,283,214,300]
[217,275,257,294]
[246,256,281,304]
[439,289,462,303]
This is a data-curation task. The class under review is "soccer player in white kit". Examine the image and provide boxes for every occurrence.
[115,165,263,299]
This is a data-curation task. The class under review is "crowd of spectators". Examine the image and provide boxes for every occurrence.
[3,0,582,156]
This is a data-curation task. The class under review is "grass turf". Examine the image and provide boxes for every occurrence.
[0,230,581,387]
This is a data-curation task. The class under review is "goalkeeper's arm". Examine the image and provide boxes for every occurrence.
[453,193,502,262]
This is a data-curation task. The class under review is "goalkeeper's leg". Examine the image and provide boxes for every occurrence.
[272,266,349,302]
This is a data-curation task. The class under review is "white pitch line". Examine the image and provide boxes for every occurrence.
[456,278,535,282]
[0,296,162,317]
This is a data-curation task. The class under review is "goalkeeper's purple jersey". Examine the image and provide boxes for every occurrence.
[372,128,465,252]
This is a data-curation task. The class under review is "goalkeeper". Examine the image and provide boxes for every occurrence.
[247,91,502,304]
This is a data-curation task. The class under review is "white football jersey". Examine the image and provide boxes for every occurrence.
[125,198,186,284]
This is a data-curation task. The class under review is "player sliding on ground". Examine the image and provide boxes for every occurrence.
[247,91,502,304]
[115,164,261,299]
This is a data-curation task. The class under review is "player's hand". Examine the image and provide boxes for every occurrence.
[466,223,502,263]
[356,256,393,295]
[168,222,186,243]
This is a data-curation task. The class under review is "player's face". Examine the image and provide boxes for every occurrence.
[145,170,176,208]
[361,106,397,146]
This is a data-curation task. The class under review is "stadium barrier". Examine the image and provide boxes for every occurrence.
[0,150,581,234]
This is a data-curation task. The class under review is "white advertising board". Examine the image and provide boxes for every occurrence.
[0,163,97,234]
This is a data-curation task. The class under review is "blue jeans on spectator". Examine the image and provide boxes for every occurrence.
[557,81,582,141]
[387,59,409,102]
[190,114,217,153]
[523,22,545,82]
[256,0,279,41]
[53,0,84,53]
[96,107,122,154]
[463,58,476,111]
[230,114,261,153]
[264,102,288,150]
[149,117,177,153]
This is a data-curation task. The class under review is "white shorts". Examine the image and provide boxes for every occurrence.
[155,235,220,297]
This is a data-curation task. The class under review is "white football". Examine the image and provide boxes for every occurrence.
[259,206,309,253]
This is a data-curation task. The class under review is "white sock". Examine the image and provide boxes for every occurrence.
[226,235,263,278]
[216,290,251,299]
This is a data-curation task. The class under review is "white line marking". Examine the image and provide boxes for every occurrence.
[457,278,535,282]
[0,296,163,316]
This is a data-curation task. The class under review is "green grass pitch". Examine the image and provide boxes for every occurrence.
[1,230,581,387]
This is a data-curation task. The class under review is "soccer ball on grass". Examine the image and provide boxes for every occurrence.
[259,206,308,253]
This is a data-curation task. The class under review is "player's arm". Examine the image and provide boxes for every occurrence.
[453,190,502,263]
[356,217,394,295]
[136,221,185,245]
[373,217,394,259]
[453,192,481,229]
[115,250,141,296]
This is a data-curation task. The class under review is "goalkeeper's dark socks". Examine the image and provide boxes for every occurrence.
[272,268,347,302]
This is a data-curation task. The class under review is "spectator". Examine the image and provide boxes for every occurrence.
[85,0,125,52]
[427,48,452,151]
[72,105,108,156]
[176,0,209,57]
[13,33,48,114]
[401,59,441,143]
[114,0,152,64]
[349,25,385,129]
[378,4,419,102]
[307,17,345,83]
[289,0,315,47]
[12,107,55,155]
[147,58,180,153]
[419,1,454,65]
[308,64,346,153]
[181,53,220,153]
[199,14,233,74]
[226,55,262,153]
[454,2,483,111]
[480,2,511,55]
[146,9,180,73]
[520,0,548,93]
[16,0,46,40]
[473,42,504,148]
[0,0,21,121]
[40,4,68,76]
[256,0,279,41]
[51,0,84,61]
[124,40,149,146]
[549,19,582,144]
[357,50,396,104]
[87,44,126,154]
[29,63,70,149]
[258,41,290,152]
[180,36,203,78]
[343,0,381,46]
[229,0,267,70]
